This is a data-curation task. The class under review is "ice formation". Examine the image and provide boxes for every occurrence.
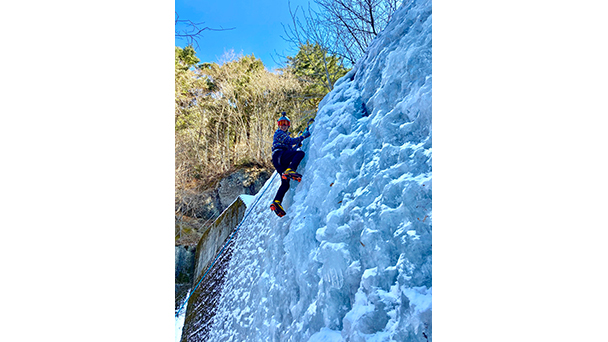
[182,0,432,340]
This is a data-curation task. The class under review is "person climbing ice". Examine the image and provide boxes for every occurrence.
[269,112,311,217]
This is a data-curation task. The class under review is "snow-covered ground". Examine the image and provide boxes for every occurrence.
[183,0,432,341]
[239,194,256,208]
[176,291,189,342]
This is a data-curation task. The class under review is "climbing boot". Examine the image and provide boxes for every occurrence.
[281,168,302,182]
[270,200,286,217]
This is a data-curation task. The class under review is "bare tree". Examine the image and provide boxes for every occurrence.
[284,0,403,65]
[283,1,341,62]
[282,0,349,94]
[319,0,404,63]
[175,12,235,50]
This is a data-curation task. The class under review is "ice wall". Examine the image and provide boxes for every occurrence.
[186,0,432,341]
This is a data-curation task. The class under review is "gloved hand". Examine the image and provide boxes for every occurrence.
[302,128,311,138]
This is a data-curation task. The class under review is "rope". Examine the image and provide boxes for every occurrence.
[175,172,278,317]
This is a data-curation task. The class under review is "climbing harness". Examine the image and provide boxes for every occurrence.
[175,172,278,317]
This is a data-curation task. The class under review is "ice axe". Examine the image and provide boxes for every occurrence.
[297,118,315,148]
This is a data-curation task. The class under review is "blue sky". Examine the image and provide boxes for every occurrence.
[175,0,314,70]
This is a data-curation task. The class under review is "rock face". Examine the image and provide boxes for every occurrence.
[177,167,272,221]
[175,245,196,311]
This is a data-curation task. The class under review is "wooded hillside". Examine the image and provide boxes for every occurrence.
[175,45,348,194]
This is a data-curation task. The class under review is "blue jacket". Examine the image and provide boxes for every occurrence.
[272,129,304,154]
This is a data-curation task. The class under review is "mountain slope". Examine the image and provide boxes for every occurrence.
[197,1,432,341]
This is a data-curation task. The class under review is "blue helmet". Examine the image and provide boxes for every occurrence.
[277,112,291,127]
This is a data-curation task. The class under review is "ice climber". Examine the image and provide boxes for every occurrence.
[270,113,311,217]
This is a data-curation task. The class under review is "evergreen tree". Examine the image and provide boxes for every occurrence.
[175,46,205,132]
[287,42,350,109]
[175,46,200,71]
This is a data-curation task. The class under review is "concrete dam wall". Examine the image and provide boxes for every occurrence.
[179,196,248,342]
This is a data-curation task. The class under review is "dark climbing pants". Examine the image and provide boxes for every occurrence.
[272,150,305,203]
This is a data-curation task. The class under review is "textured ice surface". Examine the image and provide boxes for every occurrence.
[199,0,432,341]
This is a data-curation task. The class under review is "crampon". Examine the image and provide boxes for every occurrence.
[270,201,286,217]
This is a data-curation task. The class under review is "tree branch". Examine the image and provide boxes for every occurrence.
[175,12,235,50]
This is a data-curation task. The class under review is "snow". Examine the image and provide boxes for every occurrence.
[239,194,256,208]
[184,0,432,340]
